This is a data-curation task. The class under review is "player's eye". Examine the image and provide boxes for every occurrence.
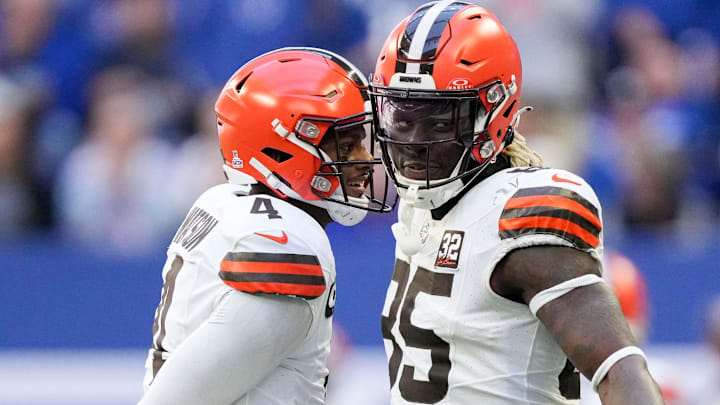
[338,143,353,155]
[433,121,453,132]
[394,120,411,131]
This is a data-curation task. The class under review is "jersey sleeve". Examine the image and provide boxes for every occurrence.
[498,170,603,251]
[139,291,312,404]
[218,230,327,299]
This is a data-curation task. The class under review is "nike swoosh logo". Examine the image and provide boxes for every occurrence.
[552,173,582,186]
[254,231,288,244]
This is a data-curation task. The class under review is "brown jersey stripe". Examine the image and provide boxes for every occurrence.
[499,216,600,248]
[221,279,327,298]
[499,227,593,250]
[151,349,165,380]
[219,271,326,286]
[501,206,601,236]
[504,195,601,230]
[220,260,323,277]
[223,252,319,266]
[151,255,183,352]
[511,186,599,217]
[499,216,600,247]
[150,255,183,382]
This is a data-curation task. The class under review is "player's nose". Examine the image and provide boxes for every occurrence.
[349,143,373,163]
[405,125,426,143]
[402,141,427,158]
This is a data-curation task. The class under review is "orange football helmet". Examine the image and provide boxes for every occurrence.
[216,47,393,225]
[370,1,525,208]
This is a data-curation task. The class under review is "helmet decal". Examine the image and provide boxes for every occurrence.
[231,150,243,168]
[447,77,472,90]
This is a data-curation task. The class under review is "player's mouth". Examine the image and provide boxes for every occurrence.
[401,160,442,180]
[344,175,369,198]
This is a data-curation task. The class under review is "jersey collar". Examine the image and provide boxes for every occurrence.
[430,154,511,221]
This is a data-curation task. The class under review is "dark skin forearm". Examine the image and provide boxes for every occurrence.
[535,281,634,380]
[598,355,665,405]
[537,284,664,405]
[492,246,664,405]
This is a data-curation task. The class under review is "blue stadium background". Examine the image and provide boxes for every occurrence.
[1,218,718,348]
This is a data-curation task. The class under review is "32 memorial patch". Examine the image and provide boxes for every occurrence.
[435,230,464,269]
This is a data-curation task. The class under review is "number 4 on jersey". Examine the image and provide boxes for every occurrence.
[250,197,282,219]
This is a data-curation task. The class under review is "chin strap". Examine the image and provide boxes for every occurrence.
[241,157,367,226]
[323,195,369,226]
[391,189,424,256]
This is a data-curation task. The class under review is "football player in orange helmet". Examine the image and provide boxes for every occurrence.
[217,47,393,225]
[139,47,392,404]
[371,2,664,405]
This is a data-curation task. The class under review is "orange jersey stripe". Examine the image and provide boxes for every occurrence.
[499,216,600,248]
[220,260,323,277]
[222,280,326,297]
[505,195,601,230]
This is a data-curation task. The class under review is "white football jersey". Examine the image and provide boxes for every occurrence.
[382,167,604,405]
[143,183,337,404]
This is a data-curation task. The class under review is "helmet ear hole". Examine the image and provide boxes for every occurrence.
[262,147,293,163]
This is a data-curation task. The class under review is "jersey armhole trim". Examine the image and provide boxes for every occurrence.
[483,234,575,307]
[300,297,315,339]
[528,274,603,317]
[591,346,647,391]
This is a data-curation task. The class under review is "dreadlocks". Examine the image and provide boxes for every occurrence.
[502,131,543,168]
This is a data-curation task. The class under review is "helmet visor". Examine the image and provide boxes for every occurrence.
[375,93,483,183]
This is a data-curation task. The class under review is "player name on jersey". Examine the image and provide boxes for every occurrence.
[172,207,219,251]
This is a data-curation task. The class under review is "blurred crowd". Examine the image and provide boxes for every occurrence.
[0,0,369,253]
[1,0,719,254]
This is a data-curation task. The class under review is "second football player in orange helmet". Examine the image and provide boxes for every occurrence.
[140,47,391,405]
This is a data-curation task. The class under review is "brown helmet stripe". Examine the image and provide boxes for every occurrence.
[397,1,472,75]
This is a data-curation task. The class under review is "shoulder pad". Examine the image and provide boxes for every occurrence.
[498,169,602,250]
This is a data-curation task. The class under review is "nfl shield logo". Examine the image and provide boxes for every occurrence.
[419,222,430,244]
[232,150,243,168]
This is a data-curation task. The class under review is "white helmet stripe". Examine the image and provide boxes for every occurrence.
[405,0,455,73]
